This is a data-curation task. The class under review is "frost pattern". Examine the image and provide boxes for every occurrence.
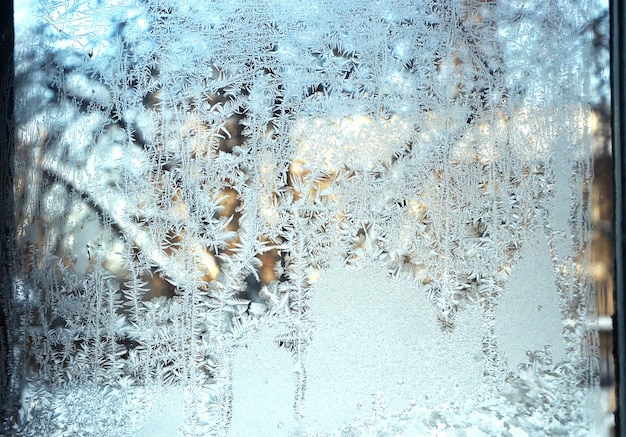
[10,0,601,435]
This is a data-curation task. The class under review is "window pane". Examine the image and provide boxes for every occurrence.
[8,0,611,435]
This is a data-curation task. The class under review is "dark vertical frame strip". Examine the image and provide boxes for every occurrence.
[0,0,14,430]
[611,0,625,434]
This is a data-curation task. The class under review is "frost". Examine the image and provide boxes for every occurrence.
[231,325,298,436]
[138,387,184,436]
[495,230,566,369]
[8,0,605,435]
[291,114,413,171]
[304,261,483,432]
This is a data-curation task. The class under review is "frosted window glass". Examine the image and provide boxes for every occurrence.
[9,0,607,435]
